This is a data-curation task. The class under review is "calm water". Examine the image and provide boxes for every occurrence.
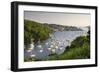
[24,30,88,60]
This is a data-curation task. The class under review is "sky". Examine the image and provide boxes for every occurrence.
[24,11,91,27]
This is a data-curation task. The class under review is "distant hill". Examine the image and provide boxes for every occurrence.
[43,23,83,31]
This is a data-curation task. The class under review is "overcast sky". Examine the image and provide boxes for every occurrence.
[24,11,91,27]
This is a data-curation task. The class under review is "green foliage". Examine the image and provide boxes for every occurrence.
[70,36,89,48]
[58,42,90,60]
[24,57,42,62]
[24,20,53,45]
[49,35,90,60]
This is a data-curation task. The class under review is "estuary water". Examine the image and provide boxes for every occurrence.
[24,30,88,60]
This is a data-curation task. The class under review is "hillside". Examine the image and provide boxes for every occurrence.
[24,20,53,45]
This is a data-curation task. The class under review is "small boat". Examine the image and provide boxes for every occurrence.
[39,50,43,53]
[59,47,63,50]
[29,43,34,50]
[45,42,49,45]
[49,34,53,37]
[55,46,58,49]
[26,40,34,50]
[37,45,42,48]
[58,41,61,44]
[27,49,32,52]
[48,48,51,50]
[51,49,56,53]
[50,45,54,48]
[30,54,36,57]
[26,43,34,52]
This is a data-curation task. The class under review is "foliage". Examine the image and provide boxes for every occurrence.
[24,57,42,62]
[24,20,53,45]
[69,36,89,48]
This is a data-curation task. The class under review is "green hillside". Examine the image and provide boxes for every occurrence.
[24,20,53,45]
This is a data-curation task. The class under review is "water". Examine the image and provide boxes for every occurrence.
[24,30,87,60]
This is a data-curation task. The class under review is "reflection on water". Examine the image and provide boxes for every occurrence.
[24,30,87,60]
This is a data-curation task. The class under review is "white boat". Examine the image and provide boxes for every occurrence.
[55,46,58,49]
[29,43,34,50]
[48,48,51,51]
[39,50,43,53]
[59,47,63,50]
[51,49,56,53]
[50,45,54,48]
[30,54,36,57]
[27,49,32,52]
[37,45,42,48]
[26,42,34,52]
[45,42,49,45]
